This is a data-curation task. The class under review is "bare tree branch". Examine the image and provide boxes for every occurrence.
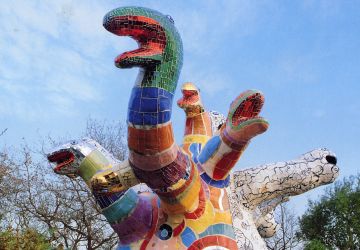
[0,119,125,249]
[0,128,8,137]
[265,202,301,250]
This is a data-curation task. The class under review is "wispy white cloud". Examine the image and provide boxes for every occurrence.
[174,0,269,56]
[0,1,135,120]
[180,61,234,98]
[162,0,272,95]
[0,0,271,120]
[0,93,47,121]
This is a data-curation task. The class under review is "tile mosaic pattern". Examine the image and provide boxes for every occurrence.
[47,136,339,248]
[47,6,340,250]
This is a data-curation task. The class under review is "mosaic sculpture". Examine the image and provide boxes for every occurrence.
[47,6,339,250]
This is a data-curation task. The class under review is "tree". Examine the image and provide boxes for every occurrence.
[265,202,300,250]
[0,148,23,228]
[298,175,360,250]
[13,156,118,249]
[303,239,327,250]
[84,118,127,160]
[0,228,51,250]
[0,119,126,249]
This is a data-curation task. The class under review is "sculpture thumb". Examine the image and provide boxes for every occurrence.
[222,90,269,148]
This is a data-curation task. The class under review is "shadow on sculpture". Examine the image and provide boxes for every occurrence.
[47,6,339,250]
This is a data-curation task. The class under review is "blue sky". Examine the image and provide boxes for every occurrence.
[1,0,359,215]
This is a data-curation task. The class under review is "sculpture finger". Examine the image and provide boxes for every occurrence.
[222,89,269,146]
[232,148,339,208]
[198,90,268,180]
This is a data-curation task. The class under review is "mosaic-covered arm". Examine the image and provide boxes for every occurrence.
[47,138,157,245]
[233,148,339,208]
[103,7,201,215]
[198,90,269,180]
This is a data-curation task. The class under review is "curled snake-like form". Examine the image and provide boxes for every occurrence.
[47,6,339,250]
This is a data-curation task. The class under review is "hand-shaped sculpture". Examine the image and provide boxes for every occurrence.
[47,6,339,250]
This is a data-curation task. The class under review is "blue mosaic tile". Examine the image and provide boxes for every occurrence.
[180,227,197,247]
[198,135,221,164]
[201,173,230,188]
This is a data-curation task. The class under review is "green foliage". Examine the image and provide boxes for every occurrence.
[304,239,328,250]
[0,228,51,250]
[298,175,360,250]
